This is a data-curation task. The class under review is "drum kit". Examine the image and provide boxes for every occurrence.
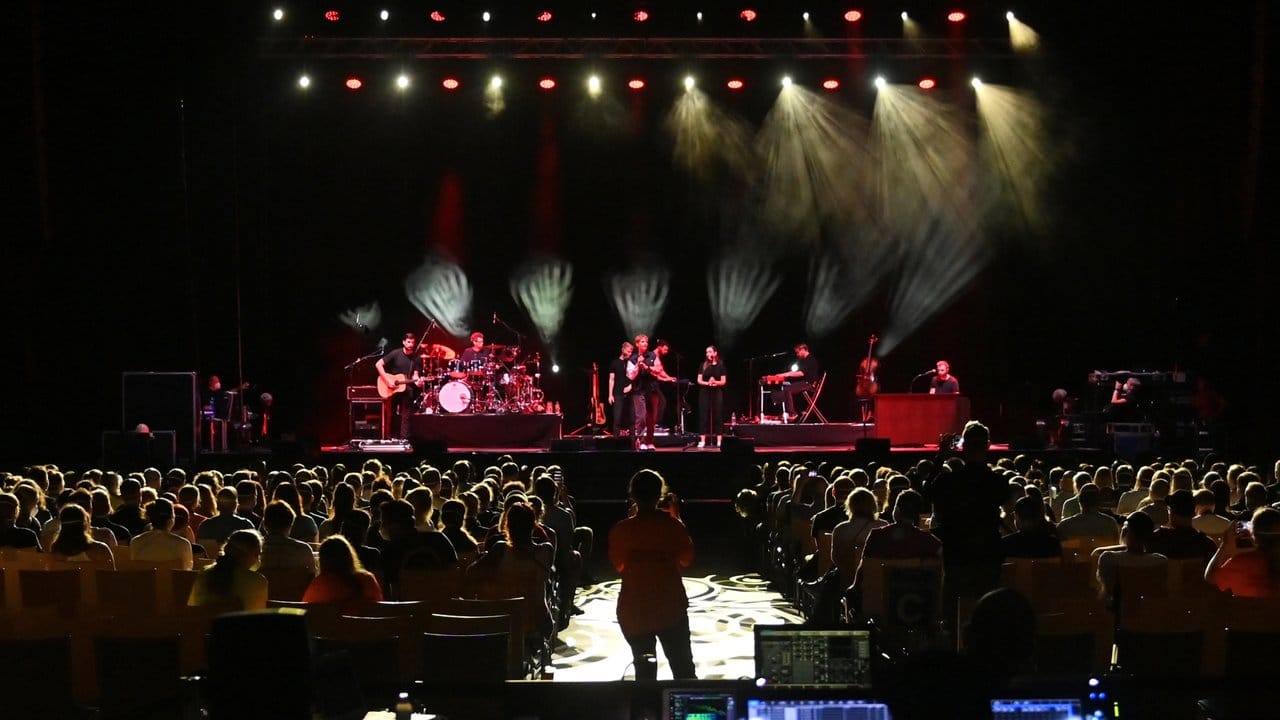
[415,343,545,415]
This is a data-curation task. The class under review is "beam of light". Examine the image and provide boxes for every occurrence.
[901,14,920,39]
[607,265,670,340]
[684,75,695,91]
[803,253,873,338]
[1008,15,1041,52]
[404,257,473,337]
[872,84,993,355]
[707,253,781,348]
[338,301,382,333]
[485,75,505,116]
[975,83,1052,238]
[510,259,574,345]
[665,86,755,188]
[755,83,875,249]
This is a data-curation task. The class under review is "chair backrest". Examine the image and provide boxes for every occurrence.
[91,567,159,616]
[419,631,509,684]
[262,566,316,602]
[94,631,184,718]
[1061,536,1118,562]
[1035,604,1114,675]
[397,564,464,603]
[816,533,834,577]
[170,568,202,610]
[439,598,527,677]
[18,568,82,615]
[0,635,75,717]
[858,559,943,633]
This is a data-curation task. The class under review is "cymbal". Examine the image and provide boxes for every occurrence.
[420,343,457,360]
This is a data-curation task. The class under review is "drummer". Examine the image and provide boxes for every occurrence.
[452,331,493,379]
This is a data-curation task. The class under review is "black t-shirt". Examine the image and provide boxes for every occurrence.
[460,347,491,364]
[608,357,631,398]
[931,376,960,394]
[382,350,421,377]
[700,361,726,385]
[795,356,821,384]
[0,524,40,549]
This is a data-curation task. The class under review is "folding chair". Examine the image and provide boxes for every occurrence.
[798,373,828,423]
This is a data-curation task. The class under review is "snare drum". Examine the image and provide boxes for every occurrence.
[438,380,473,413]
[466,360,488,378]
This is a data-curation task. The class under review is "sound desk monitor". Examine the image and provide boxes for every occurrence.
[753,626,874,688]
[662,689,737,720]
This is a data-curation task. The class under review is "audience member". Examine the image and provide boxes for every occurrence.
[129,498,195,569]
[0,491,40,549]
[302,535,383,612]
[1002,495,1063,559]
[188,529,268,610]
[1096,512,1167,605]
[259,500,317,574]
[1055,484,1120,542]
[1148,489,1217,561]
[49,505,115,568]
[1206,507,1280,598]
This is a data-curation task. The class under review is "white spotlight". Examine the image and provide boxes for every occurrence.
[874,76,886,88]
[588,75,601,94]
[272,8,284,21]
[696,11,703,21]
[802,12,810,22]
[490,75,503,89]
[396,74,410,89]
[551,364,560,374]
[971,77,983,88]
[1006,11,1016,21]
[781,75,793,87]
[901,11,909,20]
[482,11,491,22]
[684,75,695,90]
[591,12,597,19]
[298,74,311,88]
[379,9,389,21]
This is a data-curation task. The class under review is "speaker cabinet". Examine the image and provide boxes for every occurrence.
[122,372,199,464]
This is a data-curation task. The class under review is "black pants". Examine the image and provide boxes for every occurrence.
[388,390,418,439]
[699,388,723,435]
[772,381,812,416]
[622,616,696,681]
[611,394,632,435]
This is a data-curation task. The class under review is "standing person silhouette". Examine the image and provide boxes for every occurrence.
[609,469,696,680]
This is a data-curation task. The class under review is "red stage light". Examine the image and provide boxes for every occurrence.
[822,78,840,90]
[633,10,649,22]
[740,9,757,22]
[442,77,460,90]
[947,11,966,23]
[429,10,445,22]
[537,11,552,22]
[844,10,863,22]
[918,77,937,90]
[324,10,340,22]
[345,77,363,90]
[539,77,556,90]
[627,78,646,90]
[726,79,745,90]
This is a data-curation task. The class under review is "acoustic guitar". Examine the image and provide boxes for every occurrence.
[377,373,420,399]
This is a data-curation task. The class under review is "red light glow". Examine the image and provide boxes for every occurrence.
[918,78,937,90]
[726,79,745,90]
[947,11,966,22]
[740,9,757,22]
[633,10,649,22]
[429,10,445,22]
[822,79,840,90]
[442,77,460,90]
[539,77,556,90]
[627,78,646,90]
[324,10,340,22]
[537,11,552,22]
[844,10,862,22]
[345,77,363,90]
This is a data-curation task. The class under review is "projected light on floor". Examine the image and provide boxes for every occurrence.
[338,301,382,333]
[607,265,671,340]
[404,257,474,336]
[707,254,781,348]
[510,259,574,345]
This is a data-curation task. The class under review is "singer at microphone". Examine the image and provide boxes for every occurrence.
[928,360,959,395]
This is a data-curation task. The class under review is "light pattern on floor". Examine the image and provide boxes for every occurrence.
[552,573,803,682]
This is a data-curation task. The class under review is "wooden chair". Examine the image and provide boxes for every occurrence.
[1034,601,1114,675]
[91,567,159,616]
[1114,594,1206,678]
[0,634,79,718]
[313,614,404,697]
[855,559,943,651]
[1061,536,1119,563]
[18,567,82,616]
[419,630,509,684]
[397,564,465,603]
[92,624,184,719]
[1028,558,1096,603]
[169,569,202,611]
[440,598,529,678]
[261,566,316,602]
[1114,561,1171,619]
[267,599,342,636]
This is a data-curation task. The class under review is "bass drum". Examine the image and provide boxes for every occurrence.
[438,380,473,414]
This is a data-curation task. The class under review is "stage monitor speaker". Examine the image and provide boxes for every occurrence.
[208,610,314,720]
[122,372,199,465]
[596,436,633,452]
[856,437,892,465]
[101,430,176,470]
[720,436,755,455]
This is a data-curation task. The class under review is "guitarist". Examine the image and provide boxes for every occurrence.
[376,333,424,439]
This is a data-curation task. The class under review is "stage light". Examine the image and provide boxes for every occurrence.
[1006,11,1016,21]
[947,11,966,22]
[539,77,556,90]
[608,265,671,340]
[272,8,284,21]
[430,10,445,22]
[379,9,389,21]
[740,9,757,22]
[537,11,552,22]
[627,78,645,90]
[634,10,649,22]
[338,302,382,333]
[727,78,744,90]
[324,10,340,22]
[708,254,781,347]
[874,76,886,88]
[396,74,410,90]
[297,74,311,88]
[490,75,503,89]
[591,12,597,19]
[588,75,602,94]
[345,77,363,90]
[684,75,695,90]
[482,11,491,22]
[900,11,908,20]
[696,11,703,21]
[918,77,936,90]
[802,12,810,22]
[971,77,983,87]
[822,78,840,90]
[442,77,460,90]
[844,10,862,22]
[781,75,792,87]
[551,364,560,373]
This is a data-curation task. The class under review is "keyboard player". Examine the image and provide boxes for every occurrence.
[763,343,821,422]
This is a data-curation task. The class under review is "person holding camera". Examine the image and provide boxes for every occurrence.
[609,469,696,680]
[1206,507,1280,598]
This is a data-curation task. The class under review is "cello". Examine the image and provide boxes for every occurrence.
[855,335,879,407]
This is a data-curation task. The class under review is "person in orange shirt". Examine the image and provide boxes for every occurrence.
[1206,507,1280,598]
[608,469,696,680]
